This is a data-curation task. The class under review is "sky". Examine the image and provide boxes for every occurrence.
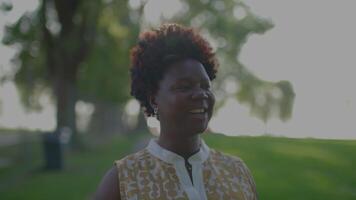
[0,0,355,139]
[210,0,356,139]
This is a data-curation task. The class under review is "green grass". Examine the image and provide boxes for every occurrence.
[203,133,356,200]
[1,132,355,199]
[0,133,140,200]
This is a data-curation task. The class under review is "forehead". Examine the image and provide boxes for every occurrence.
[162,59,210,82]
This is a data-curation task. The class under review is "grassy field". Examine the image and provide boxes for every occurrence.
[203,133,356,200]
[0,132,355,199]
[0,133,138,200]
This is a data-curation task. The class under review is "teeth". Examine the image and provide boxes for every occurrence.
[189,109,205,113]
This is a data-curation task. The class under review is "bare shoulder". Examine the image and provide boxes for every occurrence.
[93,166,121,200]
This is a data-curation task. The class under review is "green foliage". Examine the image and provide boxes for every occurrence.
[78,0,141,104]
[1,0,295,124]
[2,9,47,111]
[1,0,140,108]
[0,1,12,12]
[237,80,295,122]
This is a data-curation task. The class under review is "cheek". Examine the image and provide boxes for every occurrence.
[171,94,189,110]
[161,94,187,114]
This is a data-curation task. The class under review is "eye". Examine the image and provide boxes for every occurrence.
[175,83,193,91]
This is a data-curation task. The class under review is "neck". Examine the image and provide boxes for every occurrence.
[157,132,201,160]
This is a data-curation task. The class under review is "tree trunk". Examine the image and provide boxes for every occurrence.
[54,72,78,147]
[88,102,126,136]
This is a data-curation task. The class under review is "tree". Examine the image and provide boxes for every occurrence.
[1,0,144,143]
[1,0,295,145]
[2,0,103,145]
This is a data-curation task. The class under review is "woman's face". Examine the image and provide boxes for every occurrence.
[154,58,215,136]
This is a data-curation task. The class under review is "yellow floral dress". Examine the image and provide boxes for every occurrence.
[115,139,258,200]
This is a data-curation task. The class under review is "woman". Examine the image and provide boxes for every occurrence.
[94,24,258,200]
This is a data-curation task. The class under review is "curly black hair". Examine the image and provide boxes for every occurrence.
[130,23,219,117]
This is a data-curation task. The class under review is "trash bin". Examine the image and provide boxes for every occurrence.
[42,132,63,170]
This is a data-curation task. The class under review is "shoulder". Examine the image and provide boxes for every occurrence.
[93,166,120,200]
[208,149,255,179]
[115,148,153,169]
[93,149,151,200]
[208,149,259,199]
[209,148,245,166]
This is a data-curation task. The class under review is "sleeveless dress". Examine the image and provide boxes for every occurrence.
[115,139,258,200]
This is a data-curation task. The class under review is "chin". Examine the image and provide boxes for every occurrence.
[181,118,210,136]
[190,124,209,135]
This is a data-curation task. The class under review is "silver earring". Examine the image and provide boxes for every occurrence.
[153,106,158,116]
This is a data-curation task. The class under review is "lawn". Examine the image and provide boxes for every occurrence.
[203,133,356,200]
[0,133,139,200]
[0,132,355,199]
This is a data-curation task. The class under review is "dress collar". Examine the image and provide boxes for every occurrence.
[146,138,210,164]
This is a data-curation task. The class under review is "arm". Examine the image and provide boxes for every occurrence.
[93,166,121,200]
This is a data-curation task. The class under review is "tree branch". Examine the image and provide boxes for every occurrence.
[40,0,55,78]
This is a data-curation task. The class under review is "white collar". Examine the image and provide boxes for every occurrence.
[146,138,210,200]
[146,138,210,164]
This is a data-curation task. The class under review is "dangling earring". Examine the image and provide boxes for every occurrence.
[153,106,158,116]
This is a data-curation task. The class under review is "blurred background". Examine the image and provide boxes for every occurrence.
[0,0,355,199]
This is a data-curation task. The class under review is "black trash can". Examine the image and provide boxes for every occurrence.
[42,132,63,170]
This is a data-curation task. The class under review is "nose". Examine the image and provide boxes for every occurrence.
[191,89,208,100]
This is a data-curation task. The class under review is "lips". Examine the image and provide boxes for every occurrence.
[188,108,206,114]
[187,107,208,122]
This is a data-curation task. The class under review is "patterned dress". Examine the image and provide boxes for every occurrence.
[115,139,258,200]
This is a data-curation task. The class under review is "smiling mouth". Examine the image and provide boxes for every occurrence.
[188,108,206,114]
